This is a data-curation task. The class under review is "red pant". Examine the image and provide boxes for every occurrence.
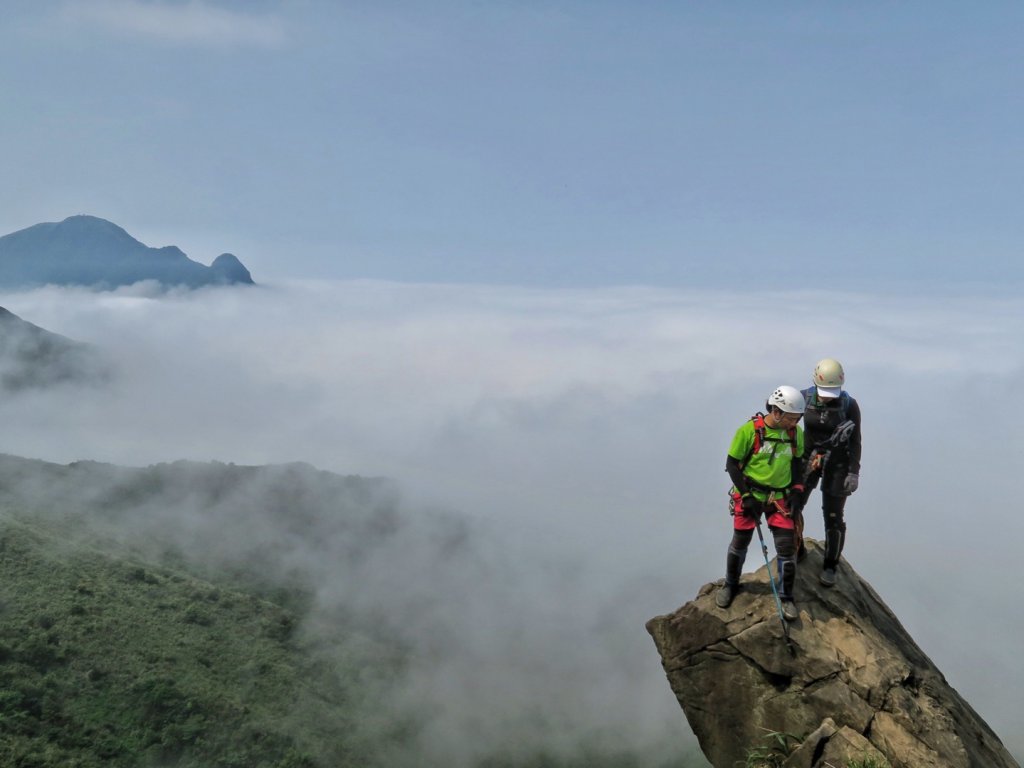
[731,494,795,531]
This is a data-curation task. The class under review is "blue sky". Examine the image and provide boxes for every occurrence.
[3,1,1024,287]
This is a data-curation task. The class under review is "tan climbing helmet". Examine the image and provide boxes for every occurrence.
[813,358,845,398]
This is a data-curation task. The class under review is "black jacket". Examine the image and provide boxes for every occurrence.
[801,388,862,475]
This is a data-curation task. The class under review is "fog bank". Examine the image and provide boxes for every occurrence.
[0,280,1019,761]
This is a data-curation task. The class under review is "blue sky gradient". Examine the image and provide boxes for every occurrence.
[3,1,1024,286]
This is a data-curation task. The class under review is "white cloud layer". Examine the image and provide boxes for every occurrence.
[58,0,287,48]
[0,279,1020,761]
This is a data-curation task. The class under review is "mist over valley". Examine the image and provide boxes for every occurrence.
[0,279,1019,765]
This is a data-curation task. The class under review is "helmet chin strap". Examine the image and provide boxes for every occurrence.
[764,406,798,427]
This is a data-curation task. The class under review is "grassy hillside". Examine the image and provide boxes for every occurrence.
[0,512,705,768]
[0,457,710,768]
[0,514,387,768]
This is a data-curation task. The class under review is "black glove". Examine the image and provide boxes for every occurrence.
[843,473,859,493]
[741,494,759,515]
[788,483,805,509]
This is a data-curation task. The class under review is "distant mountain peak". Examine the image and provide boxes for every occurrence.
[39,215,143,248]
[0,216,255,289]
[60,214,133,232]
[211,253,253,283]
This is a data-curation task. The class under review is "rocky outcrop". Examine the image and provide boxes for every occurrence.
[646,540,1019,768]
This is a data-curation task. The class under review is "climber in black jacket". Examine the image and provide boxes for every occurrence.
[791,358,862,587]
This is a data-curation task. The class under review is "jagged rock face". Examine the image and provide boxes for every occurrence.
[646,541,1019,768]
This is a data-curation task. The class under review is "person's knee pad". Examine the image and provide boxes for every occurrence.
[772,530,795,559]
[730,529,754,549]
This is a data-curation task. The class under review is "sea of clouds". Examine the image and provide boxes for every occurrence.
[0,279,1019,763]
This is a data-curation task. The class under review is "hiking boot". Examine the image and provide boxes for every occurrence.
[780,599,799,621]
[715,583,737,609]
[819,568,837,587]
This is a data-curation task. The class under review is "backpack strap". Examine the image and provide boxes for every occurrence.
[805,385,851,422]
[801,386,815,407]
[742,413,767,468]
[838,391,851,420]
[742,412,799,468]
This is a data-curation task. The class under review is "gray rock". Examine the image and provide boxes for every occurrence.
[645,540,1019,768]
[783,718,888,768]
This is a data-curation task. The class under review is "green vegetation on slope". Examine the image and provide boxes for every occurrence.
[0,514,380,768]
[0,455,712,768]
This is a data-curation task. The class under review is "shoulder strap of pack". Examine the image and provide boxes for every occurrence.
[742,413,767,467]
[805,385,850,421]
[743,412,799,466]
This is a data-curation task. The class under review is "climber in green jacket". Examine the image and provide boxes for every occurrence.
[716,385,806,621]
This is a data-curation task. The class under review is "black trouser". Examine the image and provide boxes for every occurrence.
[725,521,797,600]
[794,467,848,570]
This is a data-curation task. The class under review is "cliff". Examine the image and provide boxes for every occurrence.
[646,540,1019,768]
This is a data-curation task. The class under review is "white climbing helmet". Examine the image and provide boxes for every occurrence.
[767,385,806,415]
[813,358,845,399]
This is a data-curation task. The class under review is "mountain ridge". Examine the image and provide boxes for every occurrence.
[0,215,254,289]
[0,304,109,391]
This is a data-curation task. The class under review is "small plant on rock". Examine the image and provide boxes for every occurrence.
[839,758,891,768]
[741,728,801,767]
